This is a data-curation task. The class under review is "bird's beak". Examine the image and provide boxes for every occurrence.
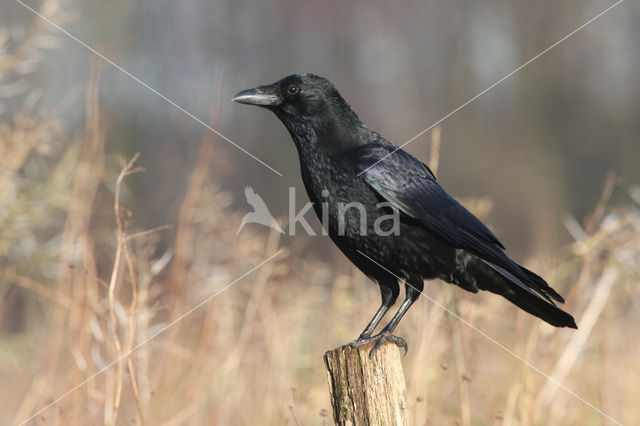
[232,84,281,107]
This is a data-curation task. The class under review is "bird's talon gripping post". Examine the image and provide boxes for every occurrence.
[345,336,374,349]
[369,340,384,358]
[387,334,408,356]
[348,331,408,358]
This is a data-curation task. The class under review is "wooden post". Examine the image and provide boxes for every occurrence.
[323,341,409,425]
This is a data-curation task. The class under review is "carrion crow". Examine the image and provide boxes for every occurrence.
[234,73,576,356]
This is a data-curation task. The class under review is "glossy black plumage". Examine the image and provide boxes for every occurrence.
[234,73,577,352]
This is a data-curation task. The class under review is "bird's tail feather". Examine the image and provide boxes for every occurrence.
[518,265,564,303]
[474,260,577,329]
[499,279,577,328]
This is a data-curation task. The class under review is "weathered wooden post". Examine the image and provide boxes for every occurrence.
[323,341,409,425]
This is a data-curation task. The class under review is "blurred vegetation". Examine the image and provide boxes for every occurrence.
[1,0,639,425]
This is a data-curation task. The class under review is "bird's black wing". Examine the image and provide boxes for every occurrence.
[351,144,504,250]
[349,143,564,304]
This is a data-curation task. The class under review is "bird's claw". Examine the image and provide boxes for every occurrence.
[346,331,408,358]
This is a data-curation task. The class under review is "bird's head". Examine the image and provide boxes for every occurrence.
[233,74,365,151]
[233,73,340,116]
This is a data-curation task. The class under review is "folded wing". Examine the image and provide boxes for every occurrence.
[350,144,566,305]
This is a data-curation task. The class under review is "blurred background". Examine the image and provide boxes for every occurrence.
[1,0,638,424]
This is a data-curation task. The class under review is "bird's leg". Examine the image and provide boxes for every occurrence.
[357,284,397,339]
[346,280,399,352]
[358,303,391,340]
[365,279,423,358]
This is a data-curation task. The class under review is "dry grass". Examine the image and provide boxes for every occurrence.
[1,7,639,426]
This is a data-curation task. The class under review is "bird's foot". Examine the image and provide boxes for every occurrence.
[346,331,408,358]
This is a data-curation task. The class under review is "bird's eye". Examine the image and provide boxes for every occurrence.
[286,84,300,95]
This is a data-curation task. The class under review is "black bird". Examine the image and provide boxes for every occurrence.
[233,73,577,355]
